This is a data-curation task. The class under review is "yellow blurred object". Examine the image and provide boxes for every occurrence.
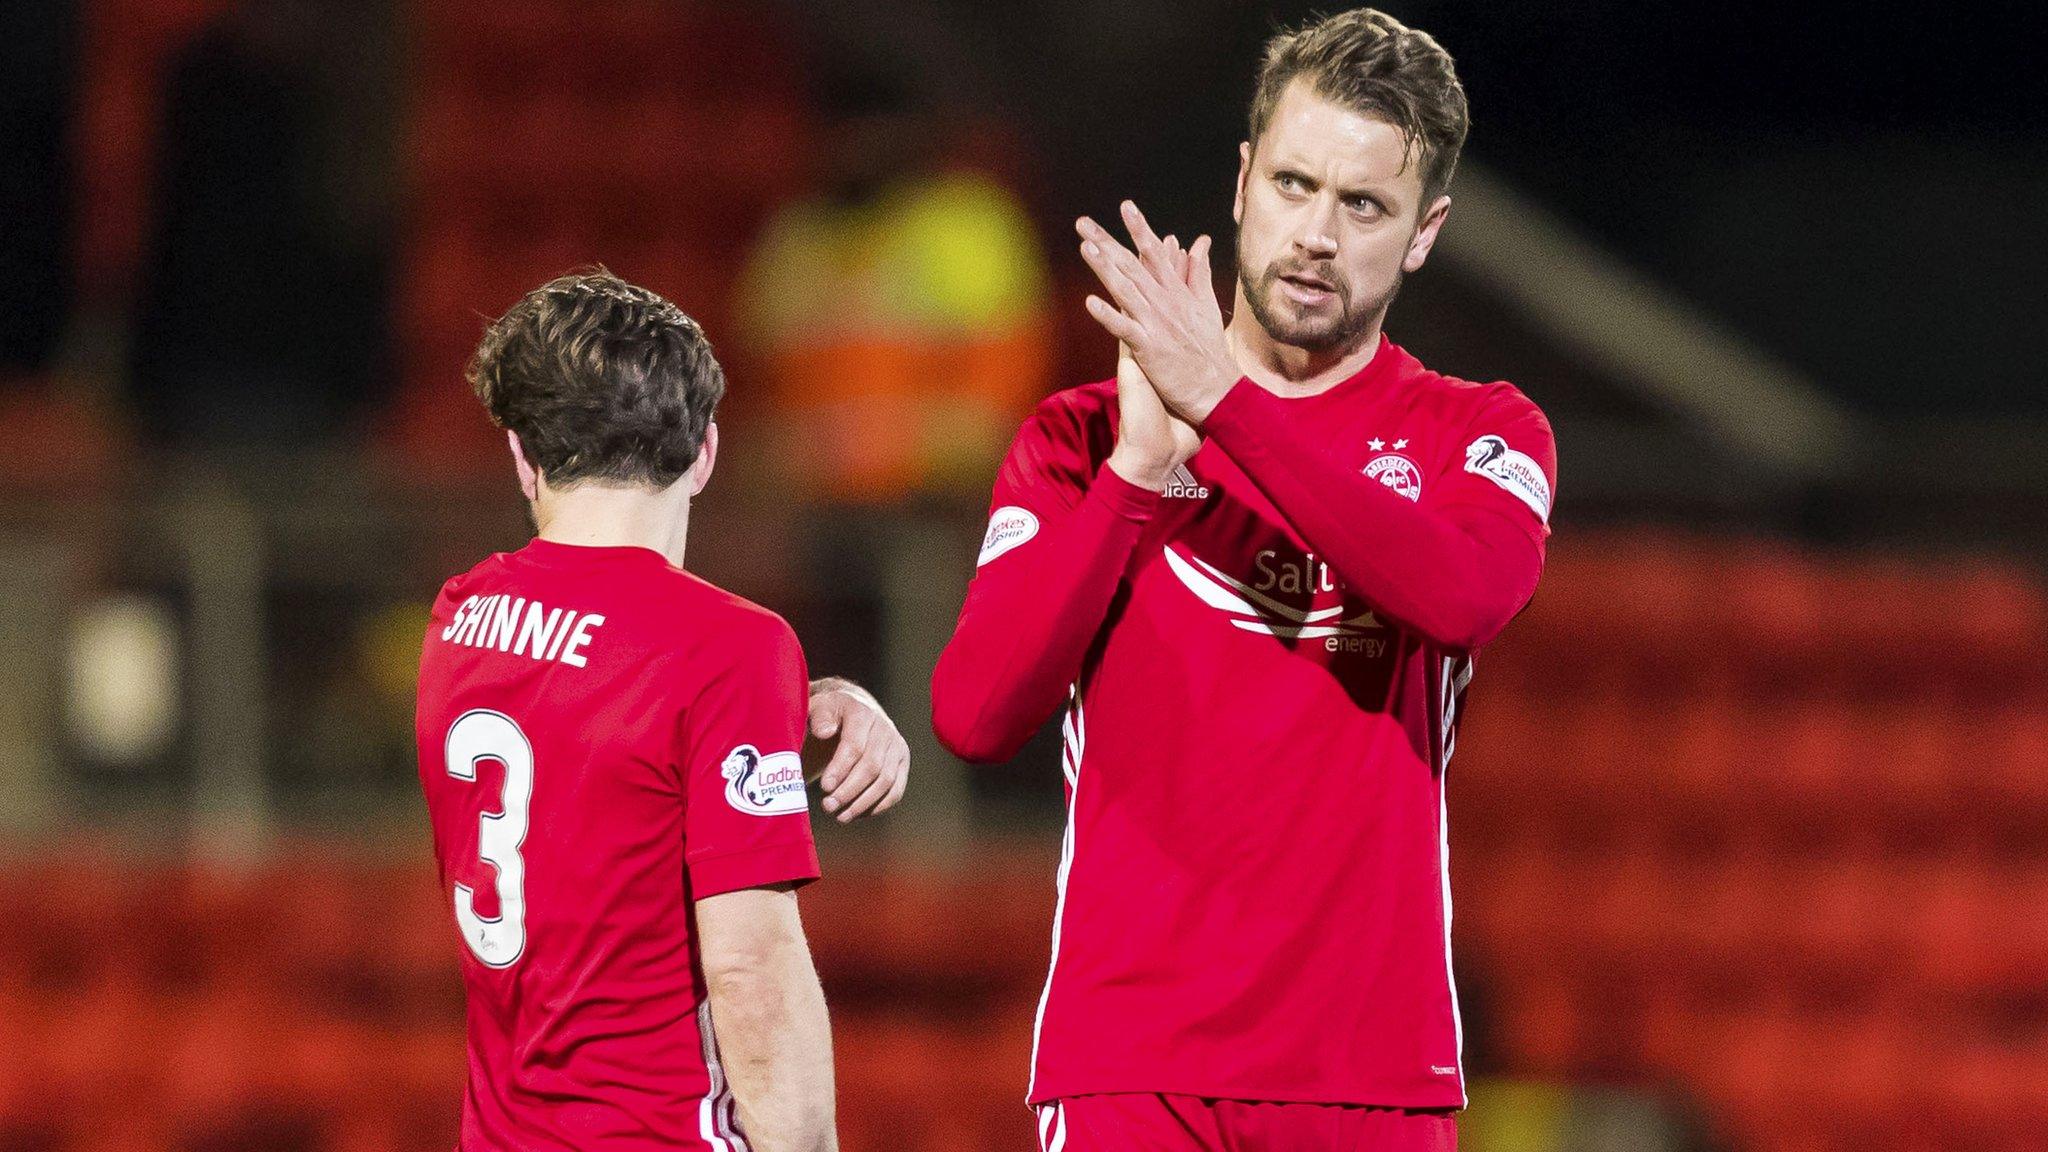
[739,170,1052,502]
[359,602,434,706]
[1461,1078,1569,1152]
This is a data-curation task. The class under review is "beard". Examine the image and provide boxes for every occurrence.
[1238,251,1401,356]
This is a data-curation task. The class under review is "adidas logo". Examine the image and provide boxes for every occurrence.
[1163,464,1210,500]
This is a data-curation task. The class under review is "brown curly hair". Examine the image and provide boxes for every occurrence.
[466,268,725,489]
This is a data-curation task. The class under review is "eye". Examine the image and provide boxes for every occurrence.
[1275,172,1307,194]
[1344,195,1384,219]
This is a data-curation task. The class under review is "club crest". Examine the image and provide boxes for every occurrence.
[1363,453,1423,502]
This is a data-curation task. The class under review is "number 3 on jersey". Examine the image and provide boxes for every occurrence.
[444,709,533,967]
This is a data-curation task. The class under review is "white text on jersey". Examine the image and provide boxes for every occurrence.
[441,594,607,668]
[1253,549,1339,595]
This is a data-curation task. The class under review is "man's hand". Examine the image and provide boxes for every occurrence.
[807,678,909,823]
[1077,201,1240,424]
[1107,338,1203,491]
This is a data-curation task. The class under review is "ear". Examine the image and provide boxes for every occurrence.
[1233,141,1251,226]
[508,430,540,503]
[1403,195,1452,274]
[688,422,718,497]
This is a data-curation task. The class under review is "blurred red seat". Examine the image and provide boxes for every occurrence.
[1571,850,1674,971]
[1983,709,2048,817]
[1656,694,1749,835]
[1771,858,1897,987]
[1655,858,1784,990]
[154,987,276,1129]
[1454,846,1573,985]
[1493,974,1582,1077]
[1902,859,2048,1000]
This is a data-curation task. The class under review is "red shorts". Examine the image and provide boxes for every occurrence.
[1036,1094,1457,1152]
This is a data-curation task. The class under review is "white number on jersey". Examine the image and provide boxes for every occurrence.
[444,709,533,967]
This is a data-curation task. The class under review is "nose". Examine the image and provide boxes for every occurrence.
[1293,196,1339,261]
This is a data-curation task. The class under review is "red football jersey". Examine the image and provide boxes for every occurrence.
[933,335,1556,1110]
[417,538,818,1151]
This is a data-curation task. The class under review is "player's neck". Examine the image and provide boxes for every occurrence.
[531,481,692,568]
[1227,286,1386,399]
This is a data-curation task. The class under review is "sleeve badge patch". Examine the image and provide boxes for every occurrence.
[722,745,809,815]
[978,506,1040,566]
[1463,435,1552,523]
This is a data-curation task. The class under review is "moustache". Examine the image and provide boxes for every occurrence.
[1265,259,1346,297]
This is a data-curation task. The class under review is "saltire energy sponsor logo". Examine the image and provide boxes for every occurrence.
[1463,435,1552,522]
[721,744,807,815]
[1163,545,1387,654]
[978,506,1039,566]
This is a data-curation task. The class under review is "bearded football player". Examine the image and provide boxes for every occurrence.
[934,10,1555,1150]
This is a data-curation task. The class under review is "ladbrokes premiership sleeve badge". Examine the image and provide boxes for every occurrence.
[1462,435,1552,523]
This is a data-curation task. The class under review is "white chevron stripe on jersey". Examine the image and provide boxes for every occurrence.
[1436,651,1473,1102]
[1030,689,1085,1101]
[1059,694,1085,786]
[1440,654,1474,770]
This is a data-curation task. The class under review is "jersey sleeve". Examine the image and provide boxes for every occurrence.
[678,613,821,900]
[980,388,1099,538]
[1428,386,1558,546]
[1201,378,1555,653]
[930,389,1160,763]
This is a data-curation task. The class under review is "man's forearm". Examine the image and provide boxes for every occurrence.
[930,469,1158,763]
[698,886,836,1152]
[1202,380,1541,651]
[705,934,836,1151]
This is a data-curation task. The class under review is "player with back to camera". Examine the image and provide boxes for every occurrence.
[932,10,1557,1151]
[416,270,910,1152]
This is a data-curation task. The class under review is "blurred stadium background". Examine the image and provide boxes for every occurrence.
[2,1,2045,1149]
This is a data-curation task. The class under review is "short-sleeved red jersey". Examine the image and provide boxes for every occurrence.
[417,538,818,1151]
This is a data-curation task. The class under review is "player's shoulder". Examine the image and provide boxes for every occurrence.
[661,569,800,649]
[1391,341,1552,434]
[1001,378,1118,477]
[431,549,511,610]
[668,578,806,701]
[593,566,803,699]
[1026,377,1118,434]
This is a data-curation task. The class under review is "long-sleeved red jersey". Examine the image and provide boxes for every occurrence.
[932,335,1555,1110]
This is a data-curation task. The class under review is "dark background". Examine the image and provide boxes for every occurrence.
[0,3,2043,1151]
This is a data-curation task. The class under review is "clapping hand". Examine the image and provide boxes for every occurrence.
[1106,231,1205,491]
[1077,202,1240,426]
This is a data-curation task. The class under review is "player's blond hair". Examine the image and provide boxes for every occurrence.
[1248,9,1470,206]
